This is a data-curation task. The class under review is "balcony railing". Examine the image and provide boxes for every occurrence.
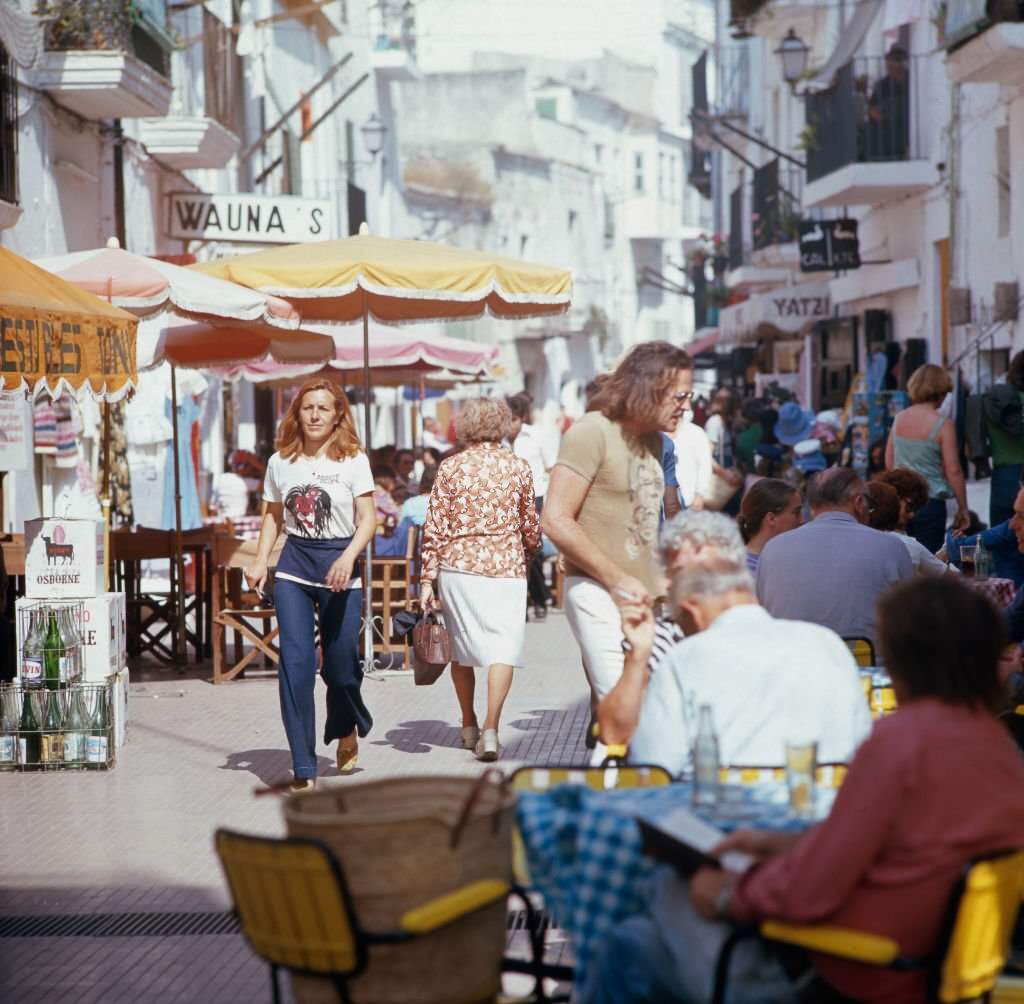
[728,184,745,271]
[36,0,171,78]
[752,159,802,251]
[804,55,924,184]
[0,43,16,205]
[202,7,243,135]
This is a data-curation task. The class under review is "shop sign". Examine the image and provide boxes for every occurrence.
[799,219,861,273]
[167,193,335,244]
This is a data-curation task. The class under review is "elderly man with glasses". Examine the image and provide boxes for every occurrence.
[755,467,913,646]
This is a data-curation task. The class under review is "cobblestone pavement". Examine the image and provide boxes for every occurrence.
[0,610,589,1003]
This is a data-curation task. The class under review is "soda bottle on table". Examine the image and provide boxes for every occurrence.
[85,688,109,769]
[43,611,63,690]
[63,686,88,769]
[0,688,17,771]
[692,704,720,808]
[18,688,41,770]
[21,610,44,688]
[40,689,64,766]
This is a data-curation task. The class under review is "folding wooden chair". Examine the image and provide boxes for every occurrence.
[111,527,183,665]
[369,525,418,669]
[211,533,282,684]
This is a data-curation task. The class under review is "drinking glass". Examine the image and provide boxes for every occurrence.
[959,543,977,578]
[785,740,817,819]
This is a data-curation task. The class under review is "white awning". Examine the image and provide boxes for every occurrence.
[806,0,885,92]
[719,282,832,343]
[829,257,920,304]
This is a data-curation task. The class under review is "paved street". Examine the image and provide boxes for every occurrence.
[0,610,588,1004]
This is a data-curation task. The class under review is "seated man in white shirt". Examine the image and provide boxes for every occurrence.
[599,510,871,775]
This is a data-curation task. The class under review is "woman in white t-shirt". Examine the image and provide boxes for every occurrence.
[246,379,376,791]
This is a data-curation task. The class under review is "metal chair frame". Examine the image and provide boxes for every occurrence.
[216,828,508,1004]
[505,761,674,1003]
[711,848,1024,1004]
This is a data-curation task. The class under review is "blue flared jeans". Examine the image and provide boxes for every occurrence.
[274,579,372,780]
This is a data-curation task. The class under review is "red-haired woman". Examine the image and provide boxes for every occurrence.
[246,379,376,791]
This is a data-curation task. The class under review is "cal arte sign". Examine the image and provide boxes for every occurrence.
[799,219,861,273]
[167,192,335,244]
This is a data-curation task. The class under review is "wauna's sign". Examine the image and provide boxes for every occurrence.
[167,193,334,244]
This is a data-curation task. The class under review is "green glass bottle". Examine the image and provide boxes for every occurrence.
[18,689,41,770]
[85,688,109,768]
[43,612,63,690]
[0,688,16,771]
[63,687,87,769]
[41,690,64,767]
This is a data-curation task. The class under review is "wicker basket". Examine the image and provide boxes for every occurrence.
[284,772,515,1004]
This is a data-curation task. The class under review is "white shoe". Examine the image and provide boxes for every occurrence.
[461,725,480,750]
[475,729,500,762]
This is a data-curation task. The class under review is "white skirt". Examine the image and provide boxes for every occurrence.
[437,569,527,668]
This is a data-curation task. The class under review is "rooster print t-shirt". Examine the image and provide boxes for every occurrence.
[263,451,375,539]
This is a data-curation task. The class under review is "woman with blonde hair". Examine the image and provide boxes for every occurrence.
[246,378,376,791]
[885,363,968,550]
[421,397,542,761]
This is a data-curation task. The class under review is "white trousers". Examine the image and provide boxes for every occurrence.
[564,574,626,702]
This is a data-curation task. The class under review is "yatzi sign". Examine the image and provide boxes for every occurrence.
[167,193,334,244]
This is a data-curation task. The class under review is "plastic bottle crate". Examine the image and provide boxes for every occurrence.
[0,681,115,772]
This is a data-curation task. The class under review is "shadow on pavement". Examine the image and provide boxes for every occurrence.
[504,700,591,763]
[374,719,465,754]
[219,748,336,786]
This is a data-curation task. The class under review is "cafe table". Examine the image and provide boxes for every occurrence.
[516,780,832,982]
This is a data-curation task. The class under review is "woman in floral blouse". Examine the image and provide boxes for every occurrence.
[420,397,542,761]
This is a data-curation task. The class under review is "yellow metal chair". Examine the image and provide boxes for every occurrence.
[215,829,509,1004]
[712,848,1024,1004]
[844,636,877,668]
[505,759,673,1003]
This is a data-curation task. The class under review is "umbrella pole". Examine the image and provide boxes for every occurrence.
[102,401,111,592]
[170,364,186,668]
[361,291,375,673]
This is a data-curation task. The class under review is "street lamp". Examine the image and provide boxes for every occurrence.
[360,113,388,159]
[776,29,810,92]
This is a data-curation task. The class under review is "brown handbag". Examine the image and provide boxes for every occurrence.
[411,610,451,685]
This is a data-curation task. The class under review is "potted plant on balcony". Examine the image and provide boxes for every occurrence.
[34,0,140,51]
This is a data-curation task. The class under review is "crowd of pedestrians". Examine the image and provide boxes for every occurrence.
[245,342,1024,1000]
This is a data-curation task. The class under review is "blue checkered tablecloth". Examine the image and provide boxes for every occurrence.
[516,782,824,981]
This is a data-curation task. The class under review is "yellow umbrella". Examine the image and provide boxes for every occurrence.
[0,247,138,399]
[192,226,572,670]
[191,227,572,324]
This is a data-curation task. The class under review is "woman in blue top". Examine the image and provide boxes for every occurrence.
[885,364,969,551]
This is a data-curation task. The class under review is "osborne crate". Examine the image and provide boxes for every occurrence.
[15,593,126,683]
[24,518,105,599]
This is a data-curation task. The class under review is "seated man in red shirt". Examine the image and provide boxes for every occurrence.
[581,576,1024,1004]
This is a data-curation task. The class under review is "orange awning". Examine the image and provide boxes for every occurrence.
[0,247,138,400]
